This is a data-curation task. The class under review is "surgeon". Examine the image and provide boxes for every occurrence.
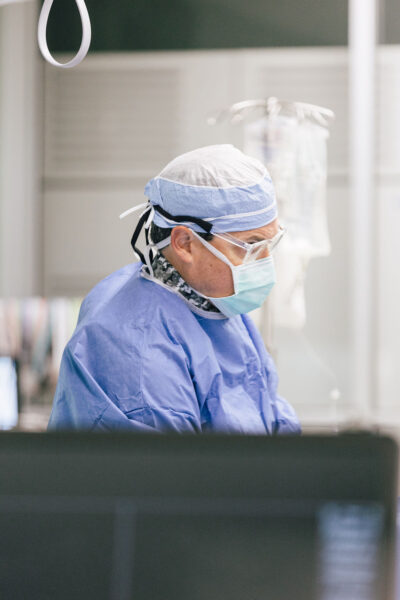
[49,145,300,434]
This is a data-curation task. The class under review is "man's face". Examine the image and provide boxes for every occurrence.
[189,219,280,298]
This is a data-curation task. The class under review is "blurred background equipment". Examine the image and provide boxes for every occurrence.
[0,432,397,600]
[0,299,81,430]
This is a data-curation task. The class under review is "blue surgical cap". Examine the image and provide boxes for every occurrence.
[144,144,277,233]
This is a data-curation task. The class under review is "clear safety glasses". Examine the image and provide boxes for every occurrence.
[212,225,286,263]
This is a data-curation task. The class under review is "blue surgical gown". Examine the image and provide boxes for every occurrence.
[49,263,301,434]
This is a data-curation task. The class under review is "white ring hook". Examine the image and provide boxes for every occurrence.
[38,0,91,69]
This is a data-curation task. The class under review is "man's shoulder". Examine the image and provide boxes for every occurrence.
[75,263,200,336]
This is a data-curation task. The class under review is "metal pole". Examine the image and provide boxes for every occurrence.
[348,0,378,425]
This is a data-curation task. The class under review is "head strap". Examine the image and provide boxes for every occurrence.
[130,206,152,264]
[130,204,213,265]
[153,205,213,234]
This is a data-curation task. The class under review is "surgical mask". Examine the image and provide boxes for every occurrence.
[192,232,276,318]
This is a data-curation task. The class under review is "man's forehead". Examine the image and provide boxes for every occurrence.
[230,219,279,241]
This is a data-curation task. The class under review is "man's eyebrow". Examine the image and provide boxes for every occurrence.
[242,234,269,243]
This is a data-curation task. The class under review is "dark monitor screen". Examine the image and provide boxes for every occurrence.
[0,433,397,600]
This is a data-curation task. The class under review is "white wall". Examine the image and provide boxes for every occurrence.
[0,1,43,296]
[41,52,239,294]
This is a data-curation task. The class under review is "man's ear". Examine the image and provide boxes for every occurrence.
[169,226,194,263]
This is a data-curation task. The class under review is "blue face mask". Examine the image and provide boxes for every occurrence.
[192,232,276,318]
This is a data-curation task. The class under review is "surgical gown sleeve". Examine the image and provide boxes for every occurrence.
[264,350,301,434]
[135,322,203,432]
[48,344,155,432]
[241,314,301,435]
[49,319,203,433]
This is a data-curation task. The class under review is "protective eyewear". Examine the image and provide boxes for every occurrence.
[212,225,286,263]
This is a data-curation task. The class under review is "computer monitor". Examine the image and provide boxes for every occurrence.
[0,432,397,600]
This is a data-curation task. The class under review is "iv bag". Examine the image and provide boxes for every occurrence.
[244,115,331,329]
[245,115,330,256]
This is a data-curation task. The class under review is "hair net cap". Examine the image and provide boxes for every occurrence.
[144,144,277,233]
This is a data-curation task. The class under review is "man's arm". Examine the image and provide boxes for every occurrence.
[48,323,202,433]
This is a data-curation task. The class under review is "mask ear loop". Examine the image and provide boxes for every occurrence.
[190,230,241,297]
[192,230,234,268]
[155,237,171,251]
[38,0,91,69]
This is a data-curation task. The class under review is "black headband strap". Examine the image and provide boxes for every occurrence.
[153,205,213,234]
[130,204,213,264]
[130,207,151,264]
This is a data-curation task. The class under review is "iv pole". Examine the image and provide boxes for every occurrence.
[348,0,379,426]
